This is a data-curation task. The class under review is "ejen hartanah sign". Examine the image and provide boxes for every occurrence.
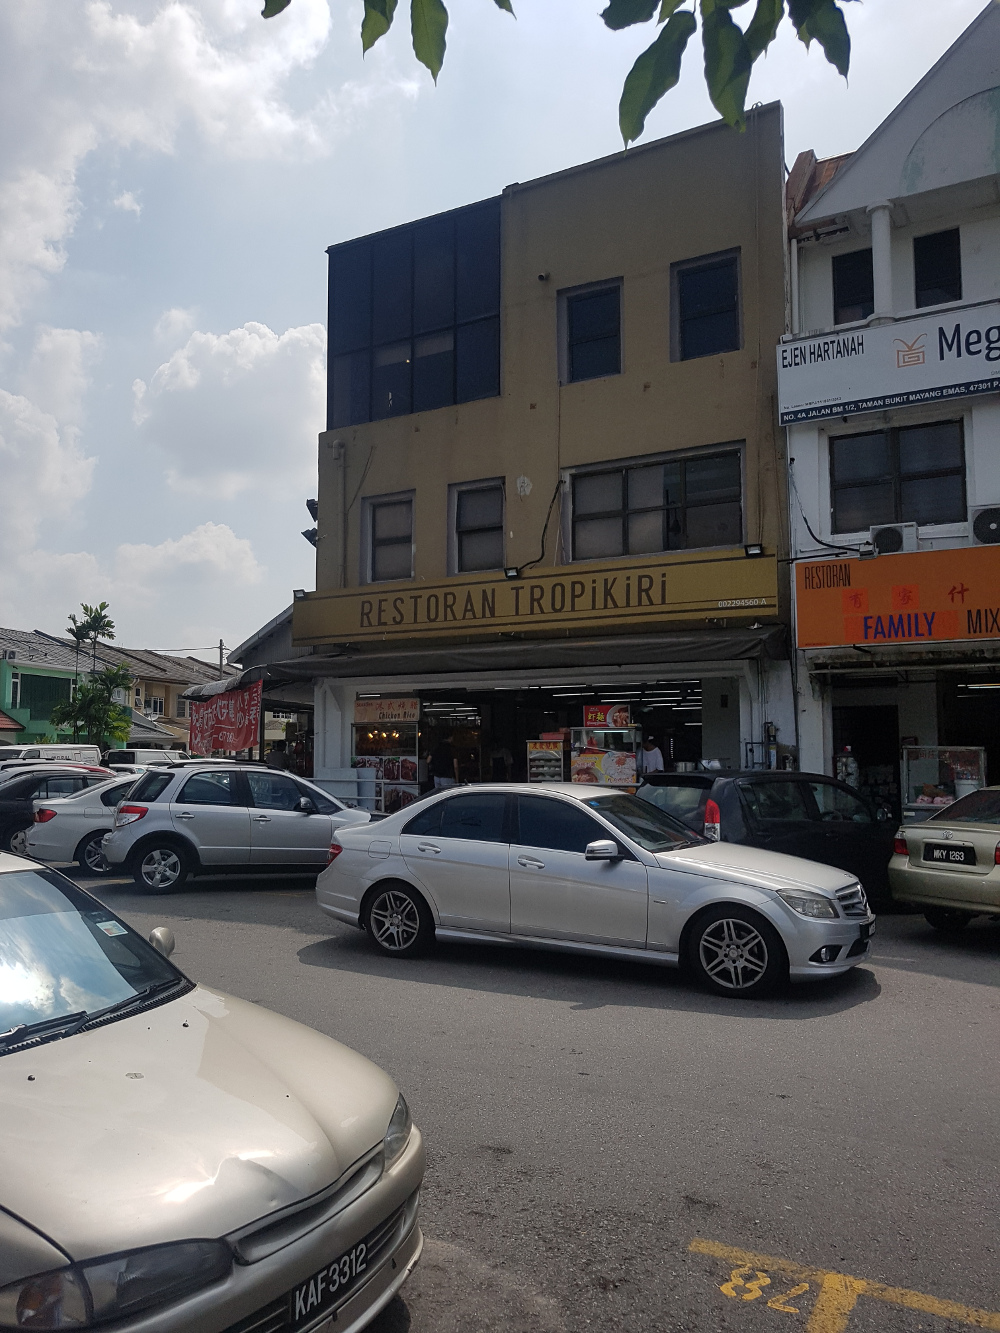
[777,301,1000,424]
[292,551,777,645]
[189,680,263,754]
[795,546,1000,649]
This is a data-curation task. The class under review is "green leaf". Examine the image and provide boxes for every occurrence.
[700,0,752,128]
[362,0,398,53]
[619,9,697,145]
[657,0,685,21]
[411,0,448,80]
[602,0,659,32]
[491,0,516,13]
[261,0,291,16]
[743,0,783,59]
[787,0,850,75]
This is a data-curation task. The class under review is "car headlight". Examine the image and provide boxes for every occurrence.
[776,889,838,919]
[0,1240,231,1329]
[383,1093,412,1168]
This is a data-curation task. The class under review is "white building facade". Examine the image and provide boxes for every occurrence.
[780,4,1000,816]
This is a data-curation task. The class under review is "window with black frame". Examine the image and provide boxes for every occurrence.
[328,200,501,428]
[832,249,874,325]
[453,482,504,572]
[829,420,966,533]
[914,229,962,308]
[673,252,740,360]
[572,451,743,560]
[565,284,621,382]
[369,496,413,582]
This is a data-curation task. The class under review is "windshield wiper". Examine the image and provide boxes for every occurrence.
[64,977,186,1037]
[0,1011,88,1052]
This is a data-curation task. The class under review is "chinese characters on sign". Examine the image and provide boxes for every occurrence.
[353,698,420,725]
[189,680,263,755]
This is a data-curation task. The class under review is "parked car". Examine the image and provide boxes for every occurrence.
[25,774,140,873]
[635,770,897,903]
[0,852,424,1331]
[0,767,116,853]
[316,783,875,998]
[0,743,102,763]
[889,785,1000,930]
[103,748,190,766]
[102,764,373,891]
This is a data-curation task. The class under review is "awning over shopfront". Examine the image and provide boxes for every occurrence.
[266,625,787,682]
[180,665,315,711]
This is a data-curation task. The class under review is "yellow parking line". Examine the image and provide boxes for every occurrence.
[689,1238,1000,1331]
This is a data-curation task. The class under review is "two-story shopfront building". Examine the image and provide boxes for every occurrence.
[291,108,795,810]
[780,4,1000,817]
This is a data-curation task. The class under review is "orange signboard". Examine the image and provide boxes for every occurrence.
[795,546,1000,649]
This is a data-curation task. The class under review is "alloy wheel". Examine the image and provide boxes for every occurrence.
[9,828,28,856]
[369,890,421,952]
[698,917,769,992]
[140,848,182,889]
[82,835,111,874]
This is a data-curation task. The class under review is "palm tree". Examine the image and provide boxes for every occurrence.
[66,614,91,735]
[80,602,116,674]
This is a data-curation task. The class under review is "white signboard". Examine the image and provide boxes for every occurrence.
[777,301,1000,424]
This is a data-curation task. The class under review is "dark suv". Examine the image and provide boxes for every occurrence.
[636,770,897,903]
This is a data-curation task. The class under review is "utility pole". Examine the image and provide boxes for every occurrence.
[218,639,225,676]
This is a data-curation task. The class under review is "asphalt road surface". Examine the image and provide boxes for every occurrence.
[72,869,1000,1333]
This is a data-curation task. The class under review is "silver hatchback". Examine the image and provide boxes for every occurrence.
[102,765,371,892]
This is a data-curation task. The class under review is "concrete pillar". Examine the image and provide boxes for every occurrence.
[795,656,832,775]
[867,203,894,319]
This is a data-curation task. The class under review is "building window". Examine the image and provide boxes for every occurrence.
[14,673,72,721]
[832,249,874,325]
[914,228,961,308]
[147,696,164,717]
[176,699,187,719]
[572,450,743,560]
[672,251,741,360]
[329,199,501,428]
[451,480,505,573]
[830,420,966,533]
[563,283,621,382]
[366,494,414,582]
[10,673,20,710]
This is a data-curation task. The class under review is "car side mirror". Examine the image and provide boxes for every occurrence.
[148,926,176,958]
[876,806,892,822]
[585,839,620,861]
[296,796,317,814]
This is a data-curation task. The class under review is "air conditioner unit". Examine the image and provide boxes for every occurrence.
[869,523,919,555]
[970,506,1000,546]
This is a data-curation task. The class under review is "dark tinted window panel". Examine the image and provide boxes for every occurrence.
[685,501,743,547]
[898,421,963,475]
[372,231,412,344]
[439,792,507,842]
[830,431,890,482]
[372,342,412,419]
[914,229,961,308]
[677,257,740,359]
[574,517,623,559]
[331,350,371,428]
[574,470,622,516]
[456,203,501,322]
[403,801,443,836]
[412,332,454,413]
[458,486,503,528]
[900,474,966,525]
[832,249,874,325]
[456,317,499,402]
[833,484,894,532]
[330,242,371,354]
[517,795,602,854]
[685,452,741,501]
[830,420,965,531]
[414,220,455,334]
[459,529,504,571]
[567,288,620,382]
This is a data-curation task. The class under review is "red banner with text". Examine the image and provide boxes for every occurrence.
[189,680,262,755]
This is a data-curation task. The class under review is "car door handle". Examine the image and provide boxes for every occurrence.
[416,842,440,853]
[517,855,545,869]
[254,815,271,823]
[176,812,195,820]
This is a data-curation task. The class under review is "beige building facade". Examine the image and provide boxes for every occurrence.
[293,107,796,806]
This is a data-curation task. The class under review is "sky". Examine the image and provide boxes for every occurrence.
[0,0,988,662]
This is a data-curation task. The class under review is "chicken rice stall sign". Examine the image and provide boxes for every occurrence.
[189,680,263,755]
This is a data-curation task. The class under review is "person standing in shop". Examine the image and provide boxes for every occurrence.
[638,735,665,774]
[431,736,459,788]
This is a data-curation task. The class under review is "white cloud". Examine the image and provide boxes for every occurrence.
[19,327,103,429]
[112,190,142,217]
[136,320,326,498]
[0,388,96,553]
[154,306,199,344]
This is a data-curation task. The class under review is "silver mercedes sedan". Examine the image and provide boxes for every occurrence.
[0,852,423,1333]
[317,783,875,998]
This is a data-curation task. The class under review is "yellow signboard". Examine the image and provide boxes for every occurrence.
[293,550,778,646]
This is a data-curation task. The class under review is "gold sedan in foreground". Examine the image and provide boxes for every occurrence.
[889,787,1000,931]
[0,852,423,1333]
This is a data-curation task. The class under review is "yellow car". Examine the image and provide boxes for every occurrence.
[889,787,1000,931]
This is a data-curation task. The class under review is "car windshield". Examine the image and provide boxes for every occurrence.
[636,782,709,824]
[929,788,1000,824]
[581,792,705,852]
[0,870,184,1051]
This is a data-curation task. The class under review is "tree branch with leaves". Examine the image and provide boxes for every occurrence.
[262,0,854,145]
[50,664,134,751]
